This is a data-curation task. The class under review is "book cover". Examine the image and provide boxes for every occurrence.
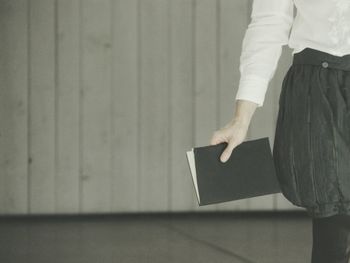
[186,137,281,206]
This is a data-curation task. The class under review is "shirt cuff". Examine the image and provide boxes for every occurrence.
[234,75,270,107]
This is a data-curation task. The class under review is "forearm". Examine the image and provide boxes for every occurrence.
[231,99,258,126]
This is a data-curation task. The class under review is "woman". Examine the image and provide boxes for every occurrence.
[210,0,350,262]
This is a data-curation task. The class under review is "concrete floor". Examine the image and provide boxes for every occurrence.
[0,211,312,263]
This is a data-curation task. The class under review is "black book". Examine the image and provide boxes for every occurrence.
[186,137,281,206]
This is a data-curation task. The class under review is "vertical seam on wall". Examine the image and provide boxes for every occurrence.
[78,0,83,213]
[54,0,58,213]
[216,0,220,130]
[167,0,172,212]
[27,0,31,214]
[110,0,114,212]
[137,0,141,211]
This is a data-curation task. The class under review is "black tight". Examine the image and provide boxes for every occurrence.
[311,214,350,263]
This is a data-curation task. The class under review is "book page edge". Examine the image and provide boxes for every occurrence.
[186,149,200,204]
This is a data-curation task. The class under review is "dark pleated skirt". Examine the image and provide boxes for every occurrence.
[273,47,350,218]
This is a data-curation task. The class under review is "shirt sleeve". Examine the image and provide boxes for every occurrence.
[234,0,294,107]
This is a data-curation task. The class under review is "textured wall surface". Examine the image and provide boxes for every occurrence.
[0,0,301,214]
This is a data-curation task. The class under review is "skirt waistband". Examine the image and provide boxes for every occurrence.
[292,47,350,71]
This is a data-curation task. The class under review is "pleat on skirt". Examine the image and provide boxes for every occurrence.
[273,47,350,218]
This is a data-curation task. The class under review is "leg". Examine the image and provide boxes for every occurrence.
[311,214,350,263]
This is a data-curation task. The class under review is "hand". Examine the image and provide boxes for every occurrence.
[209,119,249,163]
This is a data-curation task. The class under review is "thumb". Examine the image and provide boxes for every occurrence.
[220,139,237,163]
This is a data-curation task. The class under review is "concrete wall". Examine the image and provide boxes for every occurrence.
[0,0,301,214]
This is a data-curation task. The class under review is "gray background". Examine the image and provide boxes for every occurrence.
[0,0,301,214]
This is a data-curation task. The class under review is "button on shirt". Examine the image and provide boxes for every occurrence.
[234,0,350,107]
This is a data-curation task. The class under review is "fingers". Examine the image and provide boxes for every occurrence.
[220,139,237,163]
[210,130,240,163]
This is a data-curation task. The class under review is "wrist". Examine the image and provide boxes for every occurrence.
[231,117,250,127]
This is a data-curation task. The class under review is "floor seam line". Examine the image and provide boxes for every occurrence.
[158,222,257,263]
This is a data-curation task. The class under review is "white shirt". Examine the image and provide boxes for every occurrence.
[234,0,350,108]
